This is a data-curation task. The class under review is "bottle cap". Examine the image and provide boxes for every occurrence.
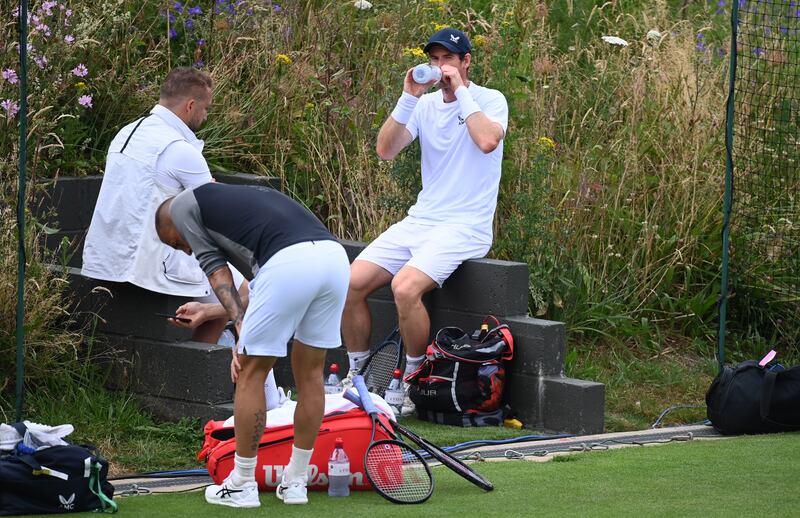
[392,368,402,378]
[335,437,344,446]
[330,363,339,374]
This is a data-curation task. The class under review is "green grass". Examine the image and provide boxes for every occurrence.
[38,433,800,517]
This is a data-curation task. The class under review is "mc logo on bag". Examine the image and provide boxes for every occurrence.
[405,315,514,425]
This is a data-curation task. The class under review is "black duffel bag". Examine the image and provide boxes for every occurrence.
[0,426,117,515]
[706,359,800,435]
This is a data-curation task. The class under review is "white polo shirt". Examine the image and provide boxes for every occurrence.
[81,104,213,296]
[405,82,508,244]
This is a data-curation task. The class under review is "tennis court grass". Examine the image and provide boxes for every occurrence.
[36,432,800,517]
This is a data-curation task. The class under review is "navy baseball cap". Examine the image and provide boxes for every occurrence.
[423,28,472,54]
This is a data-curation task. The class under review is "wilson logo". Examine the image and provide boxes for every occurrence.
[59,493,76,510]
[261,464,364,487]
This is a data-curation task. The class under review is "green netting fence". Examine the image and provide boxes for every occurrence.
[721,0,800,365]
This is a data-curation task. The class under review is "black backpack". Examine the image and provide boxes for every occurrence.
[0,424,117,515]
[406,316,514,425]
[706,359,800,435]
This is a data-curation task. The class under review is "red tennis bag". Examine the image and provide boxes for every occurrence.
[198,408,393,492]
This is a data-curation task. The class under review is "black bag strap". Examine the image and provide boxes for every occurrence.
[760,369,800,429]
[118,114,151,153]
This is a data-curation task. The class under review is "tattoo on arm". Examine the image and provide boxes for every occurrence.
[215,281,245,327]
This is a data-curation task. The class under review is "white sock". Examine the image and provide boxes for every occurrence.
[284,445,313,482]
[404,354,425,378]
[231,454,257,486]
[347,351,370,371]
[265,370,280,411]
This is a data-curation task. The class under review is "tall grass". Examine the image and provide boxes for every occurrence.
[1,0,793,419]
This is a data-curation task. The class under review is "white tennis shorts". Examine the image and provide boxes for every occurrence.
[356,218,491,287]
[237,240,350,357]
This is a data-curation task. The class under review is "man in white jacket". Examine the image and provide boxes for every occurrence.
[82,67,279,404]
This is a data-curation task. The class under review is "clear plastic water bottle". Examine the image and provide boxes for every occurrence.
[384,368,405,417]
[324,363,343,394]
[327,437,350,497]
[412,63,442,84]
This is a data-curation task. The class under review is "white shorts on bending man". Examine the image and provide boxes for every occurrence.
[342,28,509,416]
[80,67,280,407]
[155,182,350,508]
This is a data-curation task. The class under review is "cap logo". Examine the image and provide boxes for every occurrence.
[450,34,461,44]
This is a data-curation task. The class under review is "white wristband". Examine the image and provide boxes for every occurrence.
[390,92,419,125]
[454,86,481,120]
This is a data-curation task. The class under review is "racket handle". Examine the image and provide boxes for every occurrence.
[353,375,379,416]
[343,388,362,408]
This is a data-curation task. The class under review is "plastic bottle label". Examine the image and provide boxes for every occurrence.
[385,390,404,406]
[328,461,350,476]
[324,385,341,395]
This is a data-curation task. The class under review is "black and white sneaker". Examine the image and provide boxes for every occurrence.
[276,476,308,504]
[204,475,260,508]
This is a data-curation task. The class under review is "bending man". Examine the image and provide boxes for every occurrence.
[155,183,349,507]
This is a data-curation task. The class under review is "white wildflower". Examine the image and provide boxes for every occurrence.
[354,0,372,9]
[601,35,629,47]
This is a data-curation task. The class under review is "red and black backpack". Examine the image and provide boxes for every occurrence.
[405,316,514,426]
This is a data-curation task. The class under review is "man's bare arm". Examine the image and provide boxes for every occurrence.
[207,266,245,330]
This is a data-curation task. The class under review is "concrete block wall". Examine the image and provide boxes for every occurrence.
[42,175,604,434]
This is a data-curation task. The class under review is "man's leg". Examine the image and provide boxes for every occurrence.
[391,265,437,358]
[342,260,393,370]
[205,354,275,508]
[391,265,437,417]
[276,339,327,505]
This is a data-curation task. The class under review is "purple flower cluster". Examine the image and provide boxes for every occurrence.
[1,99,19,118]
[2,69,18,84]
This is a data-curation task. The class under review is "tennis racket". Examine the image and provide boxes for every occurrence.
[358,326,403,397]
[347,378,494,492]
[352,375,433,504]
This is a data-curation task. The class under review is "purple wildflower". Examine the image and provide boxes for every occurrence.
[34,55,48,69]
[273,3,281,13]
[65,35,75,44]
[185,19,194,29]
[197,39,206,46]
[1,99,20,118]
[188,5,201,15]
[71,63,88,77]
[2,69,18,84]
[78,95,93,108]
[193,60,205,68]
[169,28,178,39]
[174,2,183,11]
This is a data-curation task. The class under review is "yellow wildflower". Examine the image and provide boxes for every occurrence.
[472,35,486,47]
[276,53,292,65]
[428,0,445,5]
[75,81,87,89]
[432,23,448,32]
[538,136,556,149]
[402,47,426,59]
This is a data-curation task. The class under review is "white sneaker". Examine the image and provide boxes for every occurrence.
[205,475,260,508]
[276,477,308,504]
[341,368,359,390]
[400,382,416,417]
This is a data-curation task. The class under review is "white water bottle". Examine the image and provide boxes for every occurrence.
[384,368,405,417]
[324,363,343,394]
[412,63,442,84]
[327,437,350,497]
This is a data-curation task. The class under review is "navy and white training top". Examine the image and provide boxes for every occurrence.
[169,183,336,280]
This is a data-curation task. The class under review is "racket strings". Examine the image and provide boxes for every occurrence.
[365,442,432,503]
[363,344,401,396]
